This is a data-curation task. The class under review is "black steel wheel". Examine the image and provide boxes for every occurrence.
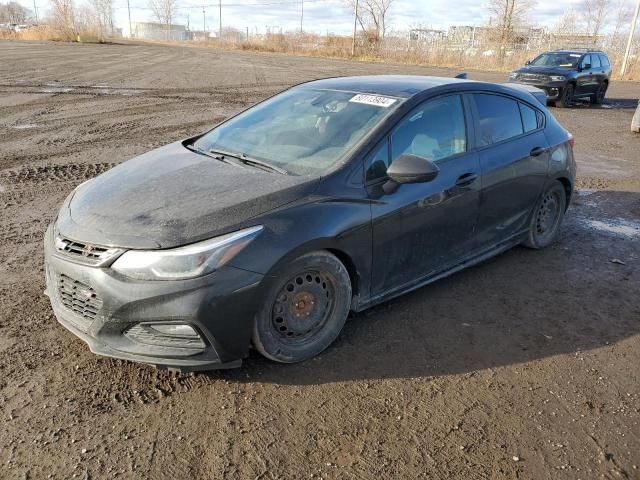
[590,82,607,105]
[252,251,351,363]
[555,83,575,108]
[522,181,567,249]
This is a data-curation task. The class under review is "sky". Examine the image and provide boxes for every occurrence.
[17,0,638,36]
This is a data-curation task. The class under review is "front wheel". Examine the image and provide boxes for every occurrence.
[252,251,352,363]
[555,84,575,108]
[522,182,567,249]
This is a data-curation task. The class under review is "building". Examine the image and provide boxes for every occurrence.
[130,22,187,41]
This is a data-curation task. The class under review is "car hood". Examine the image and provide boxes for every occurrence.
[513,65,571,76]
[56,141,320,249]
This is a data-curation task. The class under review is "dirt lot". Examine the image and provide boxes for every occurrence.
[1,40,639,479]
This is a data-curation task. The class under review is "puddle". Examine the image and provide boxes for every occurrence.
[584,218,640,238]
[40,87,74,93]
[2,123,38,129]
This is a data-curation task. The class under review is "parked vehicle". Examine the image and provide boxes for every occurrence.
[508,49,612,108]
[632,100,640,133]
[44,76,576,371]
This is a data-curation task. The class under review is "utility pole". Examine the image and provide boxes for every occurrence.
[620,0,640,77]
[32,0,38,23]
[127,0,132,38]
[351,0,359,56]
[300,0,303,33]
[219,0,222,41]
[202,7,206,34]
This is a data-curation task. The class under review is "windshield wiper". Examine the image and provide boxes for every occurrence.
[184,143,236,166]
[208,149,289,175]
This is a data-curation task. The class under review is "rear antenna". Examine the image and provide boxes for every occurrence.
[455,72,468,79]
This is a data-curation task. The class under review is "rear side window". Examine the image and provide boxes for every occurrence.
[473,94,524,146]
[519,103,538,132]
[591,55,601,68]
[600,54,610,67]
[581,54,592,68]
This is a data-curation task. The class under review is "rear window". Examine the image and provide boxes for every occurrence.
[600,54,610,67]
[473,94,524,146]
[591,55,601,68]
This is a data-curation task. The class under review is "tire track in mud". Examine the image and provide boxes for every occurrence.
[0,162,118,192]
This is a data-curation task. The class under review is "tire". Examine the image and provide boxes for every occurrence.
[252,251,352,363]
[590,82,607,105]
[555,83,575,108]
[522,182,567,249]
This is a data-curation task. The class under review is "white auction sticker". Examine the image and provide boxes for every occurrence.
[349,94,397,107]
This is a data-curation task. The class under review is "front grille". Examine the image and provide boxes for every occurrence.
[57,274,103,325]
[54,236,122,266]
[518,73,550,83]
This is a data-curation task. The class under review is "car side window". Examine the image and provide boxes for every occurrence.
[581,54,592,69]
[600,55,610,67]
[364,140,390,182]
[473,94,524,146]
[591,54,601,69]
[519,103,538,132]
[390,95,466,164]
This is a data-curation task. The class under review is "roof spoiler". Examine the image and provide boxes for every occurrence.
[454,72,468,79]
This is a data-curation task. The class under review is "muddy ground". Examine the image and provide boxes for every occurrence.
[0,40,639,479]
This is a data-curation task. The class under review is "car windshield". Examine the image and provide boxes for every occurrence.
[193,88,402,175]
[530,52,582,68]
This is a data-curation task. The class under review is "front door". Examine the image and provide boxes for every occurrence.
[367,94,481,297]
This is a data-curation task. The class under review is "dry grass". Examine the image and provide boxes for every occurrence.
[0,26,104,43]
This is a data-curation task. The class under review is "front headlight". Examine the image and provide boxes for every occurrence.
[111,225,263,280]
[550,75,565,82]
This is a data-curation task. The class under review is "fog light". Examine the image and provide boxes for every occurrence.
[148,324,199,337]
[125,323,206,349]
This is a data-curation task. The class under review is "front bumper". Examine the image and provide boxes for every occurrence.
[511,80,566,101]
[44,225,264,371]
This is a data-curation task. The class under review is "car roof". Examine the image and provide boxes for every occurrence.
[296,75,474,99]
[548,49,606,55]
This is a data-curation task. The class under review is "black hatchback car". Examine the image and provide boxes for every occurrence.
[44,76,576,371]
[509,49,612,107]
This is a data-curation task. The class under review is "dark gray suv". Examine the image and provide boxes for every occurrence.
[508,49,612,108]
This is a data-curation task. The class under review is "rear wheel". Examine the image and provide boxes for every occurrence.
[522,182,567,249]
[590,82,607,105]
[555,83,575,108]
[252,251,351,363]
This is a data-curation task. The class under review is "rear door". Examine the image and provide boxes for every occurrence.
[471,93,550,248]
[368,94,481,296]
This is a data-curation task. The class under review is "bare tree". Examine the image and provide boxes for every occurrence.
[582,0,611,43]
[0,2,32,23]
[89,0,113,36]
[49,0,76,35]
[345,0,395,43]
[553,8,579,35]
[487,0,533,59]
[149,0,177,38]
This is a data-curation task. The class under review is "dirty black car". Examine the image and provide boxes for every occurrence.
[508,49,611,107]
[44,76,576,371]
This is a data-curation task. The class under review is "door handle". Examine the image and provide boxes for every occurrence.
[530,146,545,157]
[454,172,478,187]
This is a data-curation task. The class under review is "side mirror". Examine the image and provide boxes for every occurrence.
[386,154,439,184]
[525,60,531,65]
[583,63,591,70]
